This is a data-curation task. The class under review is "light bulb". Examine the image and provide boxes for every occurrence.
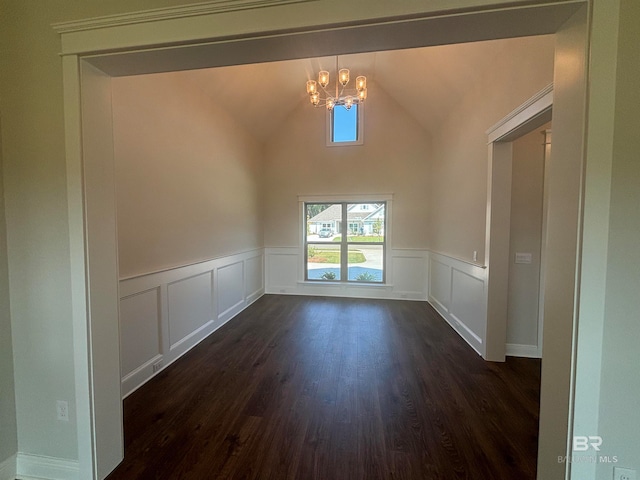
[357,88,367,102]
[318,71,330,88]
[326,97,335,110]
[356,76,366,91]
[344,96,353,110]
[310,92,320,106]
[306,80,317,95]
[339,68,350,87]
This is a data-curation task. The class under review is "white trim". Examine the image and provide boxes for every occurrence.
[52,0,316,33]
[119,247,264,281]
[486,83,553,143]
[537,128,552,359]
[506,343,542,358]
[485,84,553,362]
[298,193,393,203]
[16,454,79,480]
[427,249,487,269]
[0,455,16,480]
[326,102,365,147]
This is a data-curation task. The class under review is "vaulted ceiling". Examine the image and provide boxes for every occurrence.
[167,34,555,142]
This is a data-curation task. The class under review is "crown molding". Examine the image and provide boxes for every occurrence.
[52,0,317,34]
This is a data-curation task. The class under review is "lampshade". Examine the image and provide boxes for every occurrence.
[344,96,353,110]
[356,76,366,91]
[339,68,350,87]
[318,71,330,88]
[326,97,335,110]
[306,80,317,95]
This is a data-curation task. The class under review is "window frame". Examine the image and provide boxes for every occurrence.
[303,200,387,284]
[325,103,364,147]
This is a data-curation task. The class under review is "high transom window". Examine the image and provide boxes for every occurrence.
[305,202,386,283]
[326,104,364,146]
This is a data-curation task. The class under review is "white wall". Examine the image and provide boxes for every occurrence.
[111,70,266,400]
[112,71,264,278]
[595,0,640,475]
[0,115,18,476]
[506,125,548,356]
[427,36,555,264]
[263,84,431,250]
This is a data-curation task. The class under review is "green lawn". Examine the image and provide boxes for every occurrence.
[308,248,365,264]
[332,235,384,243]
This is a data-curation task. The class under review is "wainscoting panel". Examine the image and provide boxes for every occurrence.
[428,257,451,312]
[217,261,245,323]
[265,247,299,293]
[390,250,428,299]
[450,268,486,344]
[167,272,213,349]
[119,249,265,397]
[119,288,161,378]
[427,252,487,356]
[245,254,264,303]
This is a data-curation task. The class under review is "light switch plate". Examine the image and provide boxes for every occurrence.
[515,252,532,264]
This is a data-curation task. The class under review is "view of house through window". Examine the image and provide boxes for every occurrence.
[305,202,385,282]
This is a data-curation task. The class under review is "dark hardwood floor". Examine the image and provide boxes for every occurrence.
[107,295,541,480]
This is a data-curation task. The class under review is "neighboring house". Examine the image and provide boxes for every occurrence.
[308,203,385,236]
[307,204,342,235]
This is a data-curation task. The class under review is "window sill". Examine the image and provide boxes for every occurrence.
[297,280,393,288]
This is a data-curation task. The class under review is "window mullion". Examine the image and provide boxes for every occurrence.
[340,203,348,282]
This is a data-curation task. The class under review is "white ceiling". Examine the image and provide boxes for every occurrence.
[165,35,556,142]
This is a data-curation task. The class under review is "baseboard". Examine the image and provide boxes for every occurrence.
[506,343,541,358]
[0,455,16,480]
[15,453,79,480]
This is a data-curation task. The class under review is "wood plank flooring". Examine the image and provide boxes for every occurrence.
[106,295,541,480]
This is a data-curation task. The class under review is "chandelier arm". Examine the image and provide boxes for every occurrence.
[319,84,333,98]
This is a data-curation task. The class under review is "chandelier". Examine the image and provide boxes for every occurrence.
[305,58,367,110]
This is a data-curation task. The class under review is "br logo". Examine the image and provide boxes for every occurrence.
[573,436,603,452]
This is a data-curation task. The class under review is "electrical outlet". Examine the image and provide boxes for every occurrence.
[56,400,69,421]
[614,467,637,480]
[152,360,163,373]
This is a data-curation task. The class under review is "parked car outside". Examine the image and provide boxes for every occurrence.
[318,228,333,238]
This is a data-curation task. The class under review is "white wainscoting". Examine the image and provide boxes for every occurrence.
[427,251,488,357]
[119,248,264,398]
[265,247,428,300]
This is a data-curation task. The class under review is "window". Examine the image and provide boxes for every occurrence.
[326,104,364,146]
[305,202,386,283]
